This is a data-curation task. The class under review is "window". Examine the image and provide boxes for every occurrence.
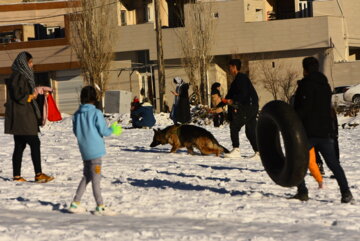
[212,12,219,19]
[121,10,127,26]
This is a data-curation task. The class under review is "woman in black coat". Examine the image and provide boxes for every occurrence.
[170,77,191,124]
[4,51,53,182]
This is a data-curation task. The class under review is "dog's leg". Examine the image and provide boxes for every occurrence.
[186,146,194,155]
[170,145,178,153]
[169,134,180,153]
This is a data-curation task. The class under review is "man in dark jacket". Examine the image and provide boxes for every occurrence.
[131,98,156,128]
[223,59,259,158]
[292,56,353,203]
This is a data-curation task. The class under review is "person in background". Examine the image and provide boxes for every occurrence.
[292,56,353,203]
[131,97,156,128]
[69,86,122,215]
[209,82,226,127]
[163,100,170,113]
[130,97,141,112]
[222,59,259,158]
[4,51,53,183]
[170,77,191,124]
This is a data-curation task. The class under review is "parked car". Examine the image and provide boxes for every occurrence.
[343,83,360,104]
[331,85,351,106]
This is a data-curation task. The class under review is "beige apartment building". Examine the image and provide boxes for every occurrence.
[1,0,360,114]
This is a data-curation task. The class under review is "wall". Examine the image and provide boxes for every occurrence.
[244,0,266,22]
[0,7,69,27]
[313,0,360,47]
[0,45,76,73]
[333,61,360,87]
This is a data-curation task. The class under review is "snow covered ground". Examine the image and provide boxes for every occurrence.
[0,112,359,241]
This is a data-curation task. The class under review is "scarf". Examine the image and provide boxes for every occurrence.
[11,52,41,121]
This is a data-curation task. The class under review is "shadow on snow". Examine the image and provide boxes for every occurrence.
[126,178,247,196]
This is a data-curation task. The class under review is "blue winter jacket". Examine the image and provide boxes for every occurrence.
[73,104,112,160]
[131,102,156,128]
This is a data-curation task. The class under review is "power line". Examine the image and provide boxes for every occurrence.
[0,0,118,23]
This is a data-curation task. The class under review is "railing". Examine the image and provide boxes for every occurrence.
[298,1,313,18]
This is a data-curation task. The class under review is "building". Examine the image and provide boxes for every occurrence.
[115,0,360,108]
[1,0,360,115]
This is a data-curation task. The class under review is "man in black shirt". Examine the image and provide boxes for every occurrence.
[223,59,259,158]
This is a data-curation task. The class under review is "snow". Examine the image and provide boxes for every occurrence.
[0,113,360,241]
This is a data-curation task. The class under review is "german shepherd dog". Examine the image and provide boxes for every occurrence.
[150,124,230,156]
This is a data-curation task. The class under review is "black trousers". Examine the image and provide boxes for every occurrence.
[229,105,258,152]
[298,138,349,194]
[315,136,340,165]
[12,135,42,177]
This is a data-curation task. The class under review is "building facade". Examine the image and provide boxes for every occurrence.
[1,0,360,114]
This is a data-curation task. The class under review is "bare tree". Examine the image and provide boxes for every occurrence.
[252,58,300,102]
[177,1,215,105]
[280,68,299,103]
[68,0,115,109]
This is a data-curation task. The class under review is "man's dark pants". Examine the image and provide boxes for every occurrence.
[297,138,349,194]
[229,105,258,152]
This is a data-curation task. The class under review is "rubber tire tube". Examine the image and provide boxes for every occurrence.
[256,100,309,187]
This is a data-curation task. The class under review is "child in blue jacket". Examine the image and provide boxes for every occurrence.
[69,86,122,215]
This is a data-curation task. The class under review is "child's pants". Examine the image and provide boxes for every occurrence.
[73,158,103,206]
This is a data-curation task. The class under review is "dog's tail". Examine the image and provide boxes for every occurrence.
[220,145,230,153]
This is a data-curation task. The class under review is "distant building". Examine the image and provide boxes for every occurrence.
[1,0,360,114]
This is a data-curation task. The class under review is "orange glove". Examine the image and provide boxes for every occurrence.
[27,94,35,102]
[221,98,228,104]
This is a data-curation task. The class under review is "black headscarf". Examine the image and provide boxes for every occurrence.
[12,51,41,120]
[12,52,36,89]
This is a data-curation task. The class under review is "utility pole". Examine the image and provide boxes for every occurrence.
[154,0,166,112]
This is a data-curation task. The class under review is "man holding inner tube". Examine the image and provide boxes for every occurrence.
[292,56,354,203]
[223,59,259,158]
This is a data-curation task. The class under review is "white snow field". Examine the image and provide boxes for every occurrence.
[0,112,359,241]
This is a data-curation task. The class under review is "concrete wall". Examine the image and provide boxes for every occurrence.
[0,9,67,27]
[244,0,266,22]
[313,0,360,47]
[0,45,75,68]
[0,0,21,3]
[333,61,360,87]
